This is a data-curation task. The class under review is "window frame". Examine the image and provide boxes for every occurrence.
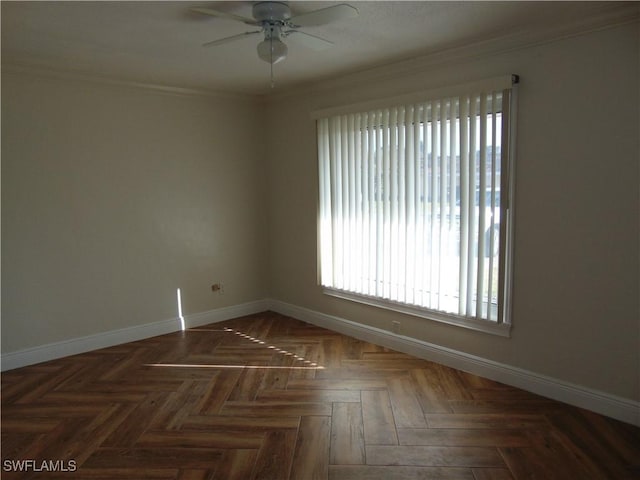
[314,75,518,337]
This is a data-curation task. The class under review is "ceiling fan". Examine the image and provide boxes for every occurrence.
[191,2,359,65]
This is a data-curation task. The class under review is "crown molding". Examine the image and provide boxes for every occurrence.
[1,63,261,103]
[267,3,640,103]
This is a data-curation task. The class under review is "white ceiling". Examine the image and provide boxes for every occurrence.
[1,1,636,96]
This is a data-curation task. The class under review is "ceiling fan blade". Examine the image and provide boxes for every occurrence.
[289,3,358,27]
[202,31,261,48]
[285,30,333,51]
[191,7,259,26]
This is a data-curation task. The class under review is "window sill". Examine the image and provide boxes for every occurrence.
[323,287,512,338]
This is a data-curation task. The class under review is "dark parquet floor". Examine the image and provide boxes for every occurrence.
[2,311,639,479]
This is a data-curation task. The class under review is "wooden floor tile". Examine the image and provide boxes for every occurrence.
[426,413,550,430]
[252,429,297,480]
[387,376,428,428]
[361,390,398,445]
[330,402,365,465]
[211,449,257,480]
[471,468,515,480]
[397,428,530,447]
[365,445,504,467]
[328,465,475,479]
[2,312,638,479]
[290,416,331,480]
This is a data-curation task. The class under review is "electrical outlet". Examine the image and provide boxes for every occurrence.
[392,320,400,334]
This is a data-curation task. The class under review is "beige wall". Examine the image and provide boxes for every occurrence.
[2,21,638,404]
[265,23,639,401]
[1,72,267,352]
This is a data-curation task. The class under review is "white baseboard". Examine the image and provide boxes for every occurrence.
[3,298,637,426]
[268,299,640,427]
[183,300,270,330]
[0,299,270,372]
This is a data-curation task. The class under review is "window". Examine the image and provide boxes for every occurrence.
[315,75,518,336]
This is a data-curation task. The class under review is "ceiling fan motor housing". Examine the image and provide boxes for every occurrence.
[252,2,291,24]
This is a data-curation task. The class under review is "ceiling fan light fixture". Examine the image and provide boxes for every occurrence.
[194,1,359,68]
[257,36,288,64]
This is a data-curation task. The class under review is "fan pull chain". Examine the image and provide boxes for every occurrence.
[270,61,275,88]
[270,34,275,88]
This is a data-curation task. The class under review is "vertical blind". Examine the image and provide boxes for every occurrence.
[316,76,516,325]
